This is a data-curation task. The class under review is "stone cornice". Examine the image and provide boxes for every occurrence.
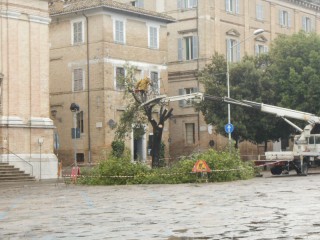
[29,15,51,24]
[0,10,51,24]
[283,0,320,11]
[0,10,21,19]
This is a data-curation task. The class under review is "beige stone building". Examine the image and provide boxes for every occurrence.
[117,0,320,159]
[49,0,174,165]
[0,0,57,179]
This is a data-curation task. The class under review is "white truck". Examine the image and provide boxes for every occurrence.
[144,92,320,175]
[212,96,320,176]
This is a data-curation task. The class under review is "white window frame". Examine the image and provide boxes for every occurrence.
[113,18,126,44]
[178,0,198,9]
[256,4,264,21]
[255,44,268,56]
[279,10,291,28]
[178,35,199,61]
[71,18,85,45]
[302,16,312,32]
[226,0,239,14]
[77,111,84,134]
[114,66,126,91]
[150,71,160,95]
[72,68,85,92]
[148,25,159,49]
[226,38,240,62]
[179,87,198,107]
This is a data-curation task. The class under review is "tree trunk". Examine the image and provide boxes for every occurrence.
[264,141,268,152]
[234,137,239,148]
[144,104,173,168]
[151,126,163,168]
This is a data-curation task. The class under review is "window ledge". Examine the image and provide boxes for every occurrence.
[226,11,239,16]
[72,42,85,46]
[114,41,125,45]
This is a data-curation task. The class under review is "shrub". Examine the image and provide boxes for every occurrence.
[78,147,255,185]
[111,140,125,158]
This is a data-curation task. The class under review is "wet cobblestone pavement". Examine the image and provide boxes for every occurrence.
[1,173,320,239]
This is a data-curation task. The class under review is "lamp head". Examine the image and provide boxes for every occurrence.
[70,103,80,112]
[253,29,264,35]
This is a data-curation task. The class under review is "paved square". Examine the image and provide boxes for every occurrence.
[1,174,320,239]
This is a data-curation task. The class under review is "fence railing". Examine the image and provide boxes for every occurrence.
[0,147,33,176]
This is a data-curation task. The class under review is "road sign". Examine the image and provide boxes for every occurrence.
[192,160,212,173]
[225,123,234,134]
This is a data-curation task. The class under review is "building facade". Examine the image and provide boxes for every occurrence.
[117,0,320,159]
[0,0,57,179]
[49,0,174,165]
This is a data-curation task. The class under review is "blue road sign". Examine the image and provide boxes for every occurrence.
[225,123,234,134]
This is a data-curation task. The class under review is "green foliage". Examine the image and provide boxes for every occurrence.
[115,101,147,140]
[78,148,255,185]
[111,140,125,158]
[197,148,255,182]
[198,52,289,146]
[114,64,149,140]
[268,32,320,116]
[200,31,320,147]
[158,141,166,167]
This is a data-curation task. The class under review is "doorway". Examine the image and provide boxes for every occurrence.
[132,126,147,162]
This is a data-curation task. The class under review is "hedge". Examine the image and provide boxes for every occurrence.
[78,148,256,185]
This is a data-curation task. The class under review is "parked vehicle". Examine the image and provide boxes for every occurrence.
[146,92,320,176]
[211,96,320,176]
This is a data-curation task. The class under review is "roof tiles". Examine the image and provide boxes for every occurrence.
[49,0,175,22]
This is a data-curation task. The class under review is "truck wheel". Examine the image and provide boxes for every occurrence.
[271,166,282,175]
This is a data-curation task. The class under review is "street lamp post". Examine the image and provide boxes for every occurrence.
[70,103,80,167]
[226,28,264,144]
[38,137,44,180]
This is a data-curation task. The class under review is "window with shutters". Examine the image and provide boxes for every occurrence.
[150,71,159,95]
[226,38,240,63]
[72,19,84,45]
[178,36,198,61]
[113,19,126,44]
[177,0,197,9]
[148,26,159,49]
[279,10,290,28]
[302,16,312,32]
[256,4,264,20]
[115,67,125,91]
[77,111,84,133]
[73,68,84,92]
[179,87,198,107]
[226,0,239,14]
[185,123,195,145]
[255,44,268,56]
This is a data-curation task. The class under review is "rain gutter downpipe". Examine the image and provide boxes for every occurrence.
[83,12,91,164]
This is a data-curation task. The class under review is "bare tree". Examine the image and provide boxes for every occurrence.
[115,65,172,167]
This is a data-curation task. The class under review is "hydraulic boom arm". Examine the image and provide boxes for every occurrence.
[205,96,320,128]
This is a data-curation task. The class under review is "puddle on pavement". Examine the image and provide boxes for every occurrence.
[168,237,211,240]
[173,229,188,233]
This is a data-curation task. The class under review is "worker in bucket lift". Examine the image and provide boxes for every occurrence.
[135,76,152,102]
